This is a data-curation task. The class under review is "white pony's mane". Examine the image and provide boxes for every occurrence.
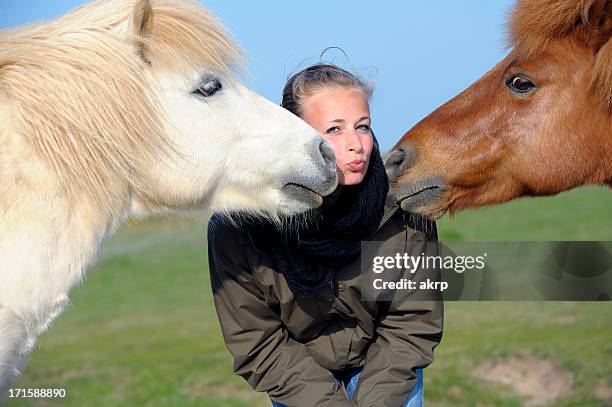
[0,0,243,208]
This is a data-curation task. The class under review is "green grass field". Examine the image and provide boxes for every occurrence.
[7,186,612,407]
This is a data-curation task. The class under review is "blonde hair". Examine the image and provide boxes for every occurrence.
[281,63,374,117]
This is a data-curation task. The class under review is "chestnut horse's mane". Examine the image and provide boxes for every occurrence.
[509,0,612,110]
[0,0,243,208]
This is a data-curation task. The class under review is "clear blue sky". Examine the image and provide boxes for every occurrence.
[0,0,514,150]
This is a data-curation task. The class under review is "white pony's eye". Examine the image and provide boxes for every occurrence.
[193,78,222,97]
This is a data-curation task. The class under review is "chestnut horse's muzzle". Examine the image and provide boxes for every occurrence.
[384,145,447,218]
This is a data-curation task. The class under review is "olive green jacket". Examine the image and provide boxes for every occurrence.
[208,206,444,407]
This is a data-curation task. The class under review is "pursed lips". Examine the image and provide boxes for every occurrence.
[346,158,366,171]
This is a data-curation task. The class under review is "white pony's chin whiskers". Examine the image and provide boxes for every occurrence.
[210,185,278,214]
[279,184,324,213]
[209,182,325,218]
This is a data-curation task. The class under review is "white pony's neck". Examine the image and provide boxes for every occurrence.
[0,180,130,334]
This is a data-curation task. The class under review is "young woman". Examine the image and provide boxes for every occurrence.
[208,64,443,407]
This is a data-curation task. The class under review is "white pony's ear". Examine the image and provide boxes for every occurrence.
[130,0,153,64]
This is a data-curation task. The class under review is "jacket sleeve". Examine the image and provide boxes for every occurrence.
[353,219,444,407]
[207,218,356,407]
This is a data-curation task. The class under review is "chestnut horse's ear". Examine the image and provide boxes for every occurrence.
[130,0,153,64]
[587,0,612,51]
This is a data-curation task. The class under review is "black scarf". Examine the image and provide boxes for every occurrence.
[246,136,389,293]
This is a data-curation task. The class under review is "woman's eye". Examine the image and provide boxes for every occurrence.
[506,75,536,94]
[193,78,222,97]
[326,126,341,134]
[357,124,371,132]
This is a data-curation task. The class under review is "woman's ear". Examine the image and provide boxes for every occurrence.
[130,0,154,64]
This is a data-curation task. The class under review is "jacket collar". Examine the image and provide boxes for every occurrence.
[376,204,401,233]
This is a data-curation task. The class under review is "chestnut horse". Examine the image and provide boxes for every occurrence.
[385,0,611,219]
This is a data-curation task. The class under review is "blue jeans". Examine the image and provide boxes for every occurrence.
[271,367,424,407]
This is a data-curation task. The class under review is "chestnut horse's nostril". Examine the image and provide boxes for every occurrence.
[384,147,407,181]
[319,141,335,167]
[387,148,406,166]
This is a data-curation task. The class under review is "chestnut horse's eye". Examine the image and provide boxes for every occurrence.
[506,75,536,94]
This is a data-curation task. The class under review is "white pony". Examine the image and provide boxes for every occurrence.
[0,0,337,397]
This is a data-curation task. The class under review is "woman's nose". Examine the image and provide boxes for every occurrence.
[347,130,364,153]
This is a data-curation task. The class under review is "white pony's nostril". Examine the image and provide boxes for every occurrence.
[319,141,335,166]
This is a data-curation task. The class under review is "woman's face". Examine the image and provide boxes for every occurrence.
[300,87,374,185]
